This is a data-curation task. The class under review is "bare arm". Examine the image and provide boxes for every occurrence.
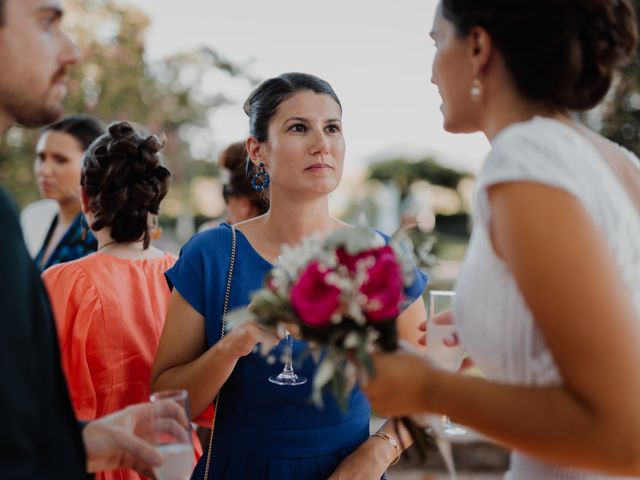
[397,296,426,349]
[329,298,426,478]
[366,182,640,474]
[150,289,278,417]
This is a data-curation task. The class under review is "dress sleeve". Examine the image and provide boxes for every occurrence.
[405,266,427,306]
[476,123,586,229]
[165,236,207,316]
[42,264,101,419]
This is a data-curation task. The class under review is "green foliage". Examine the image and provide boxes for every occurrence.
[596,0,640,157]
[368,157,467,198]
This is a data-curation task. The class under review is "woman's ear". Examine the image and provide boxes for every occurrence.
[80,186,90,214]
[469,26,493,76]
[246,136,266,169]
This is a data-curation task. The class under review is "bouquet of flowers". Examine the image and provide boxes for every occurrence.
[229,225,437,459]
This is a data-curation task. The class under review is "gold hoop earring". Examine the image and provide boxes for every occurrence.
[470,78,483,101]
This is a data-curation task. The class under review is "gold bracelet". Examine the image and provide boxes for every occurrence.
[371,431,401,466]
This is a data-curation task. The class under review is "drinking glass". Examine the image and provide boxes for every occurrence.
[149,389,194,480]
[269,255,307,386]
[269,330,307,386]
[427,290,466,436]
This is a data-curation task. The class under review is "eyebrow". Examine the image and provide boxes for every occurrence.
[283,117,342,124]
[37,6,64,20]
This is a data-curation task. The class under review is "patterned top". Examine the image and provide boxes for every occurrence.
[455,117,640,479]
[35,212,97,271]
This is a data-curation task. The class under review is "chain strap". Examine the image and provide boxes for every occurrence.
[203,225,236,480]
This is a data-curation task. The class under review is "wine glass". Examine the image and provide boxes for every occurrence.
[268,330,307,386]
[149,389,195,480]
[268,255,307,386]
[427,290,466,436]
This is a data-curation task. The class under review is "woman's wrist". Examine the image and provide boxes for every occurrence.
[369,431,401,467]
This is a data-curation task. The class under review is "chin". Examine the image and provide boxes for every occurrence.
[443,117,480,134]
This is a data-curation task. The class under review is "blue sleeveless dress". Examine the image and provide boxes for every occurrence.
[166,223,427,480]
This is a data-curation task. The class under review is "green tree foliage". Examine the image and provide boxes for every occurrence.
[0,0,251,207]
[594,0,640,157]
[368,157,468,199]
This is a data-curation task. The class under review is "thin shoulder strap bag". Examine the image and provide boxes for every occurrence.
[203,224,236,479]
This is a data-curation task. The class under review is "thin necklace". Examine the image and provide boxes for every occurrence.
[98,240,118,251]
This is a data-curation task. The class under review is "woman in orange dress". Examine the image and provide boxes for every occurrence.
[43,121,200,480]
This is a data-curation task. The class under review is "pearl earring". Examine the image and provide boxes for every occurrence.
[470,78,483,101]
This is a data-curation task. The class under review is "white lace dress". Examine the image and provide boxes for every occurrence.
[454,117,640,479]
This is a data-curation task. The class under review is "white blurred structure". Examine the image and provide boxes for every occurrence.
[20,199,58,257]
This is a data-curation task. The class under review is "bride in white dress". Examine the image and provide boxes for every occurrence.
[364,1,640,478]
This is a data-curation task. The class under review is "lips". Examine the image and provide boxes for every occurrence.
[39,180,56,191]
[305,163,333,171]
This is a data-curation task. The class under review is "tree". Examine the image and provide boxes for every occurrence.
[592,0,640,157]
[368,157,469,200]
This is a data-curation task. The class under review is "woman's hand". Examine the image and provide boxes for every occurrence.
[221,321,279,359]
[328,436,394,479]
[363,346,435,418]
[420,310,475,372]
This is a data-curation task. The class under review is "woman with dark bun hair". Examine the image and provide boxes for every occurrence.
[365,1,640,478]
[43,122,200,480]
[151,72,427,480]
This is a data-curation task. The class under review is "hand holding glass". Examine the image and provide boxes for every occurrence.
[149,390,194,480]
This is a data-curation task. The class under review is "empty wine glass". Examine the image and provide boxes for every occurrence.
[268,255,306,386]
[427,290,466,436]
[269,329,307,386]
[149,389,195,480]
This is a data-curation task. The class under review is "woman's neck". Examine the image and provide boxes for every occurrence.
[57,198,81,225]
[261,193,340,246]
[479,77,567,141]
[93,228,147,255]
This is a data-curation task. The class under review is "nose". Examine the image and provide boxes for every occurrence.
[310,130,330,156]
[59,32,81,68]
[36,158,53,177]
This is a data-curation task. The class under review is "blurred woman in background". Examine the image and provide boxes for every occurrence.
[219,141,269,224]
[32,114,104,270]
[199,141,269,232]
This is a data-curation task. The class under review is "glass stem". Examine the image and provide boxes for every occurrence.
[283,332,294,375]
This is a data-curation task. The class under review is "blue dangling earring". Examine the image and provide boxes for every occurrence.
[251,162,271,192]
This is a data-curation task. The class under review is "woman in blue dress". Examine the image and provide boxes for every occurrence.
[151,72,427,480]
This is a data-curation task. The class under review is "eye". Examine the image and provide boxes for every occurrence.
[40,15,57,31]
[288,123,307,133]
[326,123,341,134]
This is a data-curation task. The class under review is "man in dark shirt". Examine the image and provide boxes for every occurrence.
[0,1,184,478]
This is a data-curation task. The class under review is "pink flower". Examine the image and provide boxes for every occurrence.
[290,262,341,328]
[358,246,405,323]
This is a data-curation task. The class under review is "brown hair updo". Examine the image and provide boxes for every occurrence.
[219,142,269,215]
[441,0,638,111]
[81,121,171,248]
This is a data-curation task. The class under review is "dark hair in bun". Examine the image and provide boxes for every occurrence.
[81,121,171,249]
[218,141,269,214]
[441,0,638,111]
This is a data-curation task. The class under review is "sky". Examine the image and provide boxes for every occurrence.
[123,0,490,177]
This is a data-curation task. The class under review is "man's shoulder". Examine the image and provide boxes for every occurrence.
[0,188,29,253]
